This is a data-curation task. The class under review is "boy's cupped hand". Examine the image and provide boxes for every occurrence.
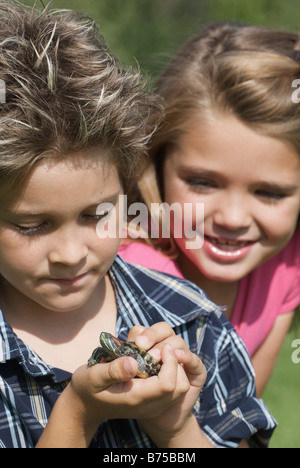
[66,322,206,445]
[128,323,207,445]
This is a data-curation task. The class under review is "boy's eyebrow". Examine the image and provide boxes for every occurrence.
[1,192,122,217]
[257,181,299,193]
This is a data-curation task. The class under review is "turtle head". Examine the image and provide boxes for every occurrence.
[100,332,123,355]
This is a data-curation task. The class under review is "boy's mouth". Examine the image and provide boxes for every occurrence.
[47,272,89,286]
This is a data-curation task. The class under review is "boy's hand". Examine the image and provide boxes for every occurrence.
[127,323,208,447]
[38,323,207,448]
[57,340,191,445]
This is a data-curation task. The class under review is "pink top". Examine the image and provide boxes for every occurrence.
[118,231,300,356]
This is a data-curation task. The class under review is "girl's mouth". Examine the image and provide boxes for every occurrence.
[203,235,255,262]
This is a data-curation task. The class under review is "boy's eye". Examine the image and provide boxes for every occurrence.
[12,209,114,237]
[14,223,47,237]
[84,211,111,222]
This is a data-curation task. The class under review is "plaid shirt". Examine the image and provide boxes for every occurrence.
[0,255,276,448]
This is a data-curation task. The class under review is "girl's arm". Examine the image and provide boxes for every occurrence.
[252,310,295,397]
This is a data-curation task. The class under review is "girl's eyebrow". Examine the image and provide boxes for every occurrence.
[177,166,299,194]
[177,166,223,179]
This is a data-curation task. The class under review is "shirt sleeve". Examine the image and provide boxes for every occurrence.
[0,375,34,448]
[195,312,277,448]
[280,277,300,314]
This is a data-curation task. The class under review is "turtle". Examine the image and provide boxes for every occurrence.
[87,332,161,379]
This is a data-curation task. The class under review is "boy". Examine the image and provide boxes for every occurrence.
[0,1,276,448]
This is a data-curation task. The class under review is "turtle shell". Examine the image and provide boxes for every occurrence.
[88,332,161,378]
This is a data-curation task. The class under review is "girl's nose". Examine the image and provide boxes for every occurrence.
[213,193,252,232]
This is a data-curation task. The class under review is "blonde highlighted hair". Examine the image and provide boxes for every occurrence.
[136,22,300,255]
[0,1,161,194]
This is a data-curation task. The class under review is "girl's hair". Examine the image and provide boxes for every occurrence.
[0,1,161,196]
[136,22,300,254]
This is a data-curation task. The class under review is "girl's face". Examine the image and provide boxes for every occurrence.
[162,114,300,283]
[0,148,123,313]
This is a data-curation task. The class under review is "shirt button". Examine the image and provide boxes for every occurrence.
[29,356,38,365]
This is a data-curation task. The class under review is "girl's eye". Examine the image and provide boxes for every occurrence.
[185,178,217,191]
[255,190,285,201]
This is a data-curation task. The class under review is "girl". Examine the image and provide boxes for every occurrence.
[119,22,300,397]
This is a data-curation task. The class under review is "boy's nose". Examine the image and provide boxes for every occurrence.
[48,229,88,266]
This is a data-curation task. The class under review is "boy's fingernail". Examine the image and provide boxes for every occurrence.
[165,344,174,352]
[175,349,186,361]
[124,358,137,376]
[136,336,149,349]
[149,348,161,361]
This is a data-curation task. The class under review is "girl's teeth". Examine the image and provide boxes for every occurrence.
[209,237,248,251]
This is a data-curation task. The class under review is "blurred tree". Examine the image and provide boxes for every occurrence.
[77,0,211,77]
[209,0,299,29]
[18,0,300,79]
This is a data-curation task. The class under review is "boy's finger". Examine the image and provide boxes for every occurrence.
[127,325,147,342]
[134,322,175,350]
[91,357,138,391]
[158,344,190,395]
[174,349,207,388]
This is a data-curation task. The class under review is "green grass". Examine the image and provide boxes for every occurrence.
[262,330,300,448]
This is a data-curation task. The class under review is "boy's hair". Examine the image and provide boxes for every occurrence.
[0,1,160,194]
[137,22,300,254]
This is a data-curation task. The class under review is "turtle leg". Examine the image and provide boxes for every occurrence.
[87,347,113,366]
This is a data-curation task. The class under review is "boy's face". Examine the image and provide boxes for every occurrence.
[0,147,123,313]
[162,114,300,284]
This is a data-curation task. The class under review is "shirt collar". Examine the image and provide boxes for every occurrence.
[0,309,64,379]
[110,255,220,332]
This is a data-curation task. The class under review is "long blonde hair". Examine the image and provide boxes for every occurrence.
[137,22,300,255]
